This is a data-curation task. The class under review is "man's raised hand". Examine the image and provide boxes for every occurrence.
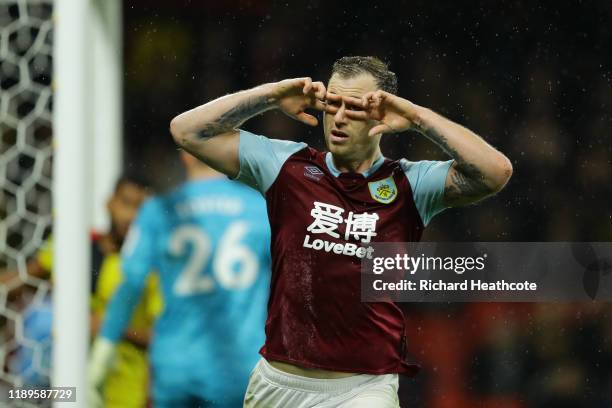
[340,90,420,137]
[269,77,327,126]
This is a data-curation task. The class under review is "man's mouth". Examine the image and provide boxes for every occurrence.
[330,129,349,142]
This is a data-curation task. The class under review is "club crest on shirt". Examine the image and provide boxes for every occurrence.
[304,165,324,181]
[368,177,398,204]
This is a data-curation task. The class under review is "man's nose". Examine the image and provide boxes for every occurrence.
[334,104,348,126]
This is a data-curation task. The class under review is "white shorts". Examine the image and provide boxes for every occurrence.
[243,359,400,408]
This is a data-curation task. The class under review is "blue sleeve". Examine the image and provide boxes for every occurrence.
[234,129,307,194]
[400,159,453,226]
[100,199,160,343]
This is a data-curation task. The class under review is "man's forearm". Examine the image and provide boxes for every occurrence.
[170,83,280,177]
[170,84,276,142]
[412,106,512,195]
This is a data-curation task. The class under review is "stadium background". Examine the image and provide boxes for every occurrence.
[2,0,612,406]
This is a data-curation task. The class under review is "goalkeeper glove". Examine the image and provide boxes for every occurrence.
[87,337,117,408]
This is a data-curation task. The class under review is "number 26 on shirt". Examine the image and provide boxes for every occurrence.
[170,222,258,296]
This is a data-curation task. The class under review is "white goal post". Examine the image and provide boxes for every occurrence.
[43,0,120,406]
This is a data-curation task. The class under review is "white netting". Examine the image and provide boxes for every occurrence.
[0,0,54,405]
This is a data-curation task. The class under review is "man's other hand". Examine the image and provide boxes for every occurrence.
[268,77,328,126]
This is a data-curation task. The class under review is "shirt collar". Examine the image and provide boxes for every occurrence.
[325,152,385,178]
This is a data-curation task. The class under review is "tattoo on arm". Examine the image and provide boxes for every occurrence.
[421,126,491,204]
[197,95,270,139]
[444,162,490,203]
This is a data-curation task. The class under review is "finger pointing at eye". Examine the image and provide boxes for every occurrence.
[325,92,342,103]
[344,110,368,121]
[341,95,366,109]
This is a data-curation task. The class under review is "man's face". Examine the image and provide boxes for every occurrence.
[323,73,381,162]
[107,182,148,240]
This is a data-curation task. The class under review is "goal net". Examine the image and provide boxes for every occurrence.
[0,1,54,405]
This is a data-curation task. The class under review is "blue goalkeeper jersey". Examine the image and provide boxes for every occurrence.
[100,177,271,401]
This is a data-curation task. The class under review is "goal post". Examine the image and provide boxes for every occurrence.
[51,0,91,405]
[52,0,121,406]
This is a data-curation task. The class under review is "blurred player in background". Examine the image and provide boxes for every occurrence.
[170,56,512,406]
[0,175,156,407]
[88,175,162,408]
[89,151,272,407]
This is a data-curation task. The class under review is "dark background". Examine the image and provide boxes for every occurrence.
[122,1,612,406]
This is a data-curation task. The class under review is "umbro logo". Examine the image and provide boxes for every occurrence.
[304,166,324,181]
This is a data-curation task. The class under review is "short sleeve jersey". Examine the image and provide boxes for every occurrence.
[235,129,452,375]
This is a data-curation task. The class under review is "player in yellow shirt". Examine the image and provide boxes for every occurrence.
[89,175,163,407]
[91,252,162,406]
